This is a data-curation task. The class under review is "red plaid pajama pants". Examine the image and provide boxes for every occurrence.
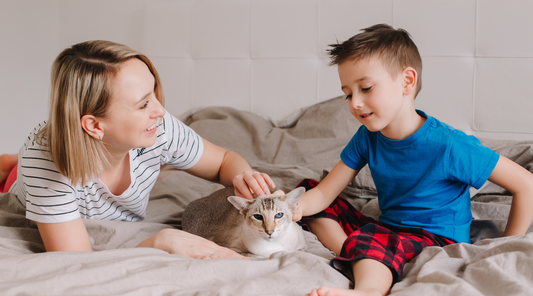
[297,179,456,283]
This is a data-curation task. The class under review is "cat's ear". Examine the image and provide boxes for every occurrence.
[280,187,306,212]
[227,196,254,214]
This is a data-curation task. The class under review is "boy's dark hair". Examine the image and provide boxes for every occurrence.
[328,24,423,97]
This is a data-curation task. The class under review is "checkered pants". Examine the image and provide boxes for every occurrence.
[298,179,456,283]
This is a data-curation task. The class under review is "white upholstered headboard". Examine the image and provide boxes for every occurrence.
[141,0,533,141]
[1,0,532,153]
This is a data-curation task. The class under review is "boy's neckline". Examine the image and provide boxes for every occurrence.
[377,110,431,147]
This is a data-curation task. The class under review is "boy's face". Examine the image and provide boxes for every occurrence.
[338,56,410,138]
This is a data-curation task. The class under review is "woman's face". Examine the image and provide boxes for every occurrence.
[100,58,165,154]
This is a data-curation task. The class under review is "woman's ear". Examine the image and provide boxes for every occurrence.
[402,67,417,96]
[80,115,103,141]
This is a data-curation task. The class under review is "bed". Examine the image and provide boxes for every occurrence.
[0,97,532,295]
[2,0,533,295]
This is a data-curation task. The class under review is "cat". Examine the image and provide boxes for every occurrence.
[182,187,308,258]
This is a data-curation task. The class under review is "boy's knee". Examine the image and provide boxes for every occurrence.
[306,218,347,255]
[306,217,336,231]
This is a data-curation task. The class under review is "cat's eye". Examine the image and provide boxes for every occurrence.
[275,213,283,219]
[253,214,263,220]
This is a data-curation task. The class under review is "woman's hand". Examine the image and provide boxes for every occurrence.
[185,140,278,199]
[137,229,248,260]
[232,170,276,199]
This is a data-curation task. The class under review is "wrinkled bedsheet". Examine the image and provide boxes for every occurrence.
[0,97,532,295]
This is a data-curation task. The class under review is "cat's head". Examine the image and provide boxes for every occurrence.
[227,187,305,240]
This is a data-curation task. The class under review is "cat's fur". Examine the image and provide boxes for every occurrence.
[182,187,308,257]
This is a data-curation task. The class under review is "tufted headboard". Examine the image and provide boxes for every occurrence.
[141,0,533,141]
[1,0,532,154]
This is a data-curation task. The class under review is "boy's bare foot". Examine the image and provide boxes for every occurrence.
[306,286,375,296]
[0,154,18,183]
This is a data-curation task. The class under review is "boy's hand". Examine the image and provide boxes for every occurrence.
[292,203,304,221]
[272,189,285,196]
[233,170,276,199]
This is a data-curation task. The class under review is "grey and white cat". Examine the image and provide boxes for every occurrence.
[182,187,308,258]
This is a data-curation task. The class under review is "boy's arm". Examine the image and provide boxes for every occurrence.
[293,160,359,221]
[488,155,533,236]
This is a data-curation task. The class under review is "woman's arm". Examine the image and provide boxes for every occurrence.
[136,228,247,259]
[37,218,92,251]
[185,138,275,199]
[293,160,358,221]
[37,218,247,259]
[488,155,533,236]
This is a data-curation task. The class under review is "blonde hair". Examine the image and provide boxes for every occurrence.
[328,24,423,97]
[37,40,165,186]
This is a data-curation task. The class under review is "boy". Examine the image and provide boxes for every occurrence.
[293,24,533,296]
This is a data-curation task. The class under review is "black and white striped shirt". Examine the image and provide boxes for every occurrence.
[10,111,204,223]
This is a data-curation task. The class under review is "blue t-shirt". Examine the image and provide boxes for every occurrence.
[340,110,499,243]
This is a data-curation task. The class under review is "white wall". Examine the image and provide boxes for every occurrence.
[141,0,533,142]
[0,0,153,153]
[1,0,532,154]
[1,0,59,153]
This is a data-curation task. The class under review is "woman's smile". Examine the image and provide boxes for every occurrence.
[145,120,159,133]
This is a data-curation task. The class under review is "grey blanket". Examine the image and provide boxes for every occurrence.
[0,97,532,295]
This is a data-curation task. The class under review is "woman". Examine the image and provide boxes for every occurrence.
[0,40,277,259]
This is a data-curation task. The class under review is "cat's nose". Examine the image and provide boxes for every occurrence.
[266,230,274,236]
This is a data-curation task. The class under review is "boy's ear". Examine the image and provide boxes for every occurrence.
[401,67,417,96]
[80,115,104,140]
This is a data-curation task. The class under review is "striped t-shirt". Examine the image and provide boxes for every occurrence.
[10,111,204,223]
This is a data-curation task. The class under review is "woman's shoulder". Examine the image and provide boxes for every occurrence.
[146,111,204,169]
[18,120,77,183]
[20,121,50,157]
[157,110,202,146]
[159,110,191,133]
[130,111,187,160]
